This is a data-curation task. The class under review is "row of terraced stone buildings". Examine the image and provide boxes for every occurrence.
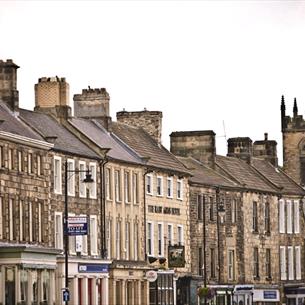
[0,59,305,305]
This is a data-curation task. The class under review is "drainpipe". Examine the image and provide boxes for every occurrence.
[100,157,108,259]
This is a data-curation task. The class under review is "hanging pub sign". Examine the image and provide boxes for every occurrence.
[168,245,185,268]
[68,216,88,236]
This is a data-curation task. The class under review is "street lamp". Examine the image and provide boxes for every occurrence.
[64,161,94,305]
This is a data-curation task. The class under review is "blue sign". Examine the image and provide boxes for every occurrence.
[264,291,277,299]
[78,263,109,273]
[62,289,70,302]
[68,216,88,236]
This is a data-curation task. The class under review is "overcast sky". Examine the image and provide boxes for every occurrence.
[1,1,305,164]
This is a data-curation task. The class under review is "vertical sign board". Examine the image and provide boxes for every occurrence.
[68,216,88,236]
[62,289,70,302]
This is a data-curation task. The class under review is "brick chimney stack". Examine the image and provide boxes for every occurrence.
[34,77,71,119]
[0,59,19,110]
[116,109,163,144]
[170,130,216,168]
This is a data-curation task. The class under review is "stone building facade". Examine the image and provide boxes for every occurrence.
[171,131,305,305]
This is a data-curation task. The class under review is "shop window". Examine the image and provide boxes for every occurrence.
[5,267,15,305]
[32,270,38,305]
[42,270,50,304]
[20,270,27,305]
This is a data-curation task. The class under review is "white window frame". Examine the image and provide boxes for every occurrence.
[177,179,183,200]
[55,212,63,249]
[157,176,163,197]
[288,246,294,280]
[124,171,131,203]
[67,159,75,197]
[294,200,300,234]
[116,219,121,259]
[37,155,41,176]
[106,218,112,259]
[167,177,173,198]
[295,246,301,280]
[134,221,139,261]
[106,167,112,200]
[146,174,153,195]
[89,162,97,199]
[8,148,13,170]
[18,151,22,172]
[38,202,42,243]
[157,222,164,257]
[19,200,23,242]
[28,152,33,174]
[167,223,173,246]
[279,199,285,233]
[147,222,154,256]
[125,221,130,260]
[228,249,235,281]
[177,225,184,245]
[9,199,13,241]
[29,201,33,242]
[54,156,62,194]
[79,161,86,198]
[90,215,98,255]
[132,172,139,204]
[280,246,287,280]
[115,170,122,202]
[287,200,293,234]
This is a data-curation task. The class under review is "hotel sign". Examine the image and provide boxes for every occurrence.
[148,205,180,215]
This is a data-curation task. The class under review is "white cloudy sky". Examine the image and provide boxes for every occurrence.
[1,1,305,164]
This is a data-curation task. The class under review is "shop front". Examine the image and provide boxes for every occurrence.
[233,285,254,305]
[0,244,59,305]
[56,257,111,305]
[252,288,280,305]
[284,286,305,305]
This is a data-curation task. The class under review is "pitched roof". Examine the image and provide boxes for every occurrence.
[69,118,144,164]
[177,156,238,188]
[215,155,276,193]
[18,109,100,159]
[0,103,44,141]
[111,122,189,175]
[251,158,305,196]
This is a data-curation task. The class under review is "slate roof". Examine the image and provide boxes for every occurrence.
[0,102,44,141]
[251,158,305,196]
[18,109,100,159]
[69,118,144,164]
[111,122,190,175]
[177,156,238,188]
[215,155,276,193]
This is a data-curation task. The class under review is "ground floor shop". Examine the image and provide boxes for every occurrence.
[0,244,59,305]
[56,257,111,305]
[284,286,305,305]
[109,261,149,305]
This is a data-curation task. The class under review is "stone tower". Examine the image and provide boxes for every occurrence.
[281,95,305,185]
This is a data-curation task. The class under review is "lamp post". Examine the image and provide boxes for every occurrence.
[63,161,94,305]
